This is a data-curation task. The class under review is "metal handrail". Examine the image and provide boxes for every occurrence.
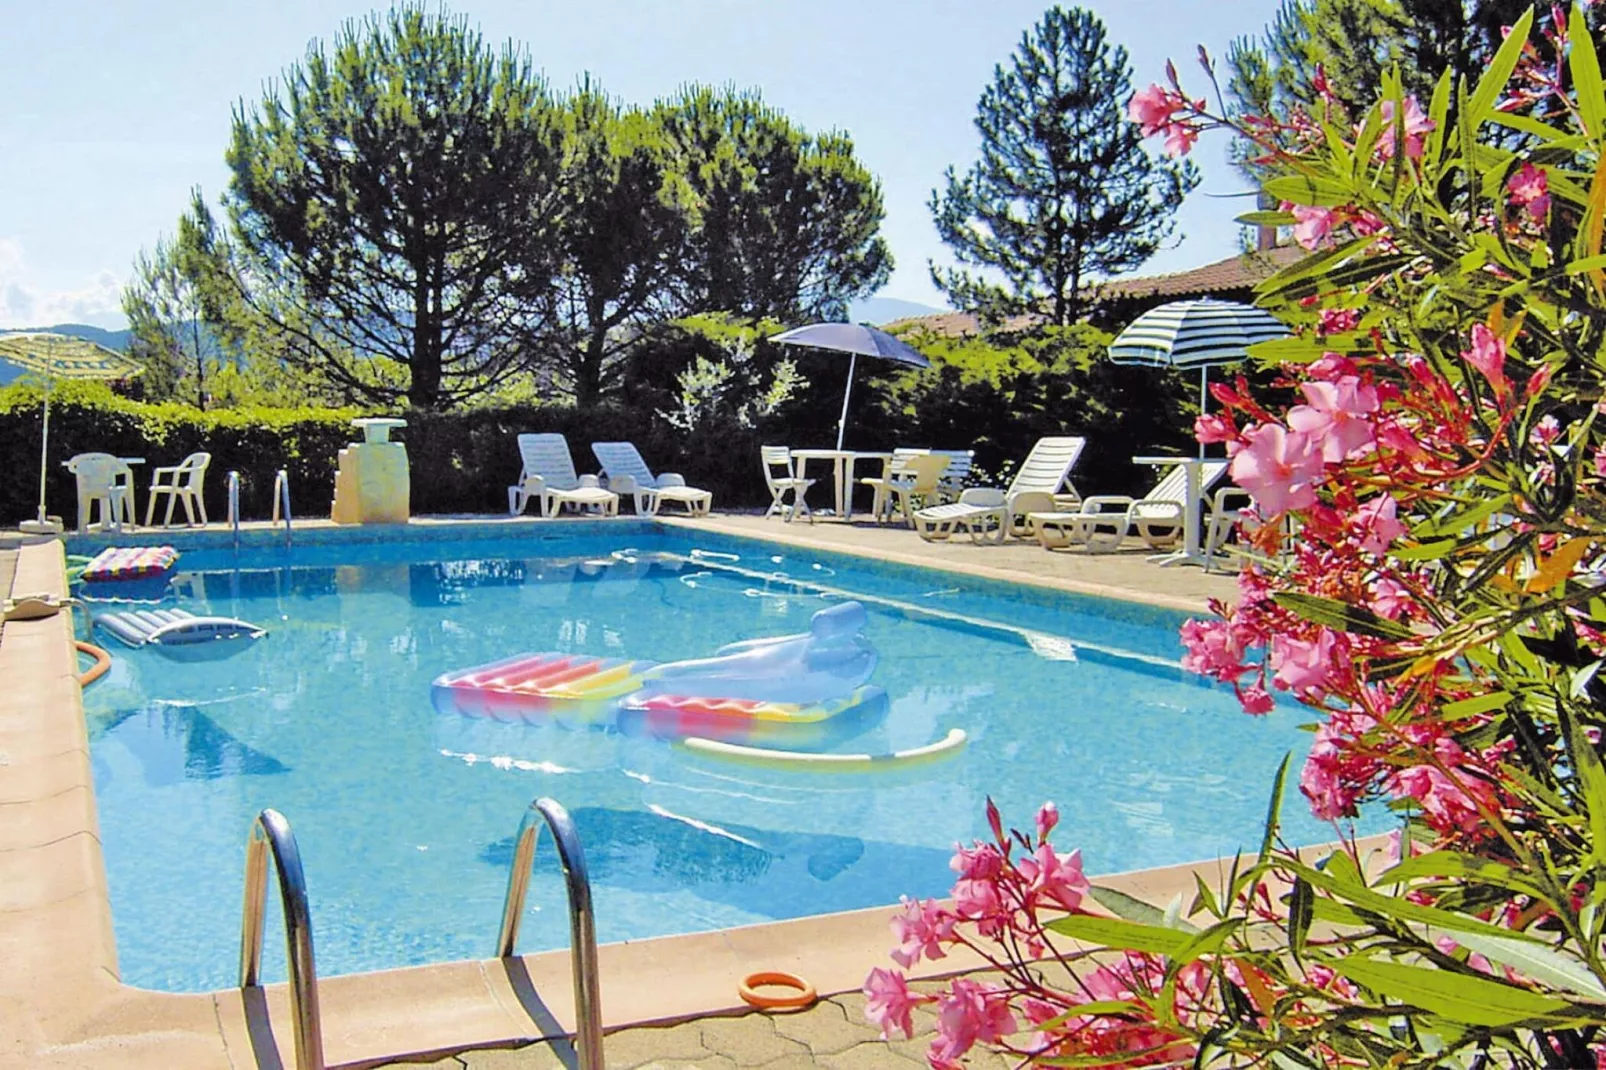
[227,471,241,552]
[497,798,603,1070]
[271,468,292,549]
[240,809,324,1070]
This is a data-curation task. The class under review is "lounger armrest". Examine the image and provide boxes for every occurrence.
[1130,500,1184,521]
[1077,495,1135,514]
[608,473,641,495]
[957,487,1006,507]
[578,474,601,489]
[1211,486,1253,514]
[658,472,686,489]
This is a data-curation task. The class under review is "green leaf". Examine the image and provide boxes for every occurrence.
[1261,753,1290,860]
[1574,3,1606,140]
[1573,659,1604,699]
[1235,210,1296,227]
[1245,336,1337,365]
[1567,254,1606,276]
[1427,927,1606,1002]
[1286,859,1545,942]
[1045,914,1194,955]
[1469,8,1533,127]
[1378,850,1543,897]
[1565,709,1606,862]
[1088,885,1199,932]
[1271,591,1415,640]
[1289,877,1314,961]
[1331,956,1575,1027]
[1415,494,1511,538]
[1393,538,1459,561]
[1441,691,1513,718]
[1263,174,1353,208]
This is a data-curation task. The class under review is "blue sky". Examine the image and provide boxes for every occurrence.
[0,0,1282,329]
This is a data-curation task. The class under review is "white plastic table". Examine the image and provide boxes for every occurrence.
[1132,455,1211,568]
[63,456,143,530]
[790,449,893,519]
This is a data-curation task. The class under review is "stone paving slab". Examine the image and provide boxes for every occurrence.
[374,988,944,1070]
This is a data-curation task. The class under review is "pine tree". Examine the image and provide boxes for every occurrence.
[930,6,1198,328]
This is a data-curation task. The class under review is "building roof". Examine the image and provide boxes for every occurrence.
[888,246,1305,338]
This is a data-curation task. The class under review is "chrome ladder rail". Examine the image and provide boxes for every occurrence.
[271,468,292,549]
[497,798,603,1070]
[240,809,324,1070]
[227,470,241,552]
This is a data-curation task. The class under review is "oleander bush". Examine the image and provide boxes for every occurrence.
[869,5,1606,1067]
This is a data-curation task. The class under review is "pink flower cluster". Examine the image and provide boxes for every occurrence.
[1127,83,1205,156]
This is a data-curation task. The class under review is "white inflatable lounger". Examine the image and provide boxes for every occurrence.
[96,608,267,659]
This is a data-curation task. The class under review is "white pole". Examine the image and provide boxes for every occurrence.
[1199,365,1209,460]
[835,352,857,452]
[35,374,52,525]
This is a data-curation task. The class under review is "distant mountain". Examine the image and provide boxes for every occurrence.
[0,324,135,385]
[846,297,947,326]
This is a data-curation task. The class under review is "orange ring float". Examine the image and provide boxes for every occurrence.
[738,970,817,1011]
[74,641,111,688]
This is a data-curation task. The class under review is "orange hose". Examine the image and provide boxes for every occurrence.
[74,640,111,688]
[738,970,817,1011]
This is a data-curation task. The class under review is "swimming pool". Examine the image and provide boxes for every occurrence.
[80,524,1374,992]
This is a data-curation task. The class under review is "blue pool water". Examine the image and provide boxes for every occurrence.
[80,525,1374,992]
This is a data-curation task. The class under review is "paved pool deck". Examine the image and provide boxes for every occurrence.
[0,513,1270,1069]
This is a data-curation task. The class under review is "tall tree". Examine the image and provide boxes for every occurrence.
[656,86,891,322]
[224,5,566,410]
[540,85,690,408]
[930,6,1198,327]
[122,190,233,408]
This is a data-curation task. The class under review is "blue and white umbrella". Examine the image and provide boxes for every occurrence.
[1108,298,1290,456]
[770,323,931,450]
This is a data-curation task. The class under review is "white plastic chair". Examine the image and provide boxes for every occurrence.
[761,446,814,522]
[591,442,713,517]
[508,434,619,518]
[146,452,211,528]
[859,451,949,525]
[1203,487,1269,572]
[1032,461,1230,552]
[912,436,1086,543]
[65,453,127,534]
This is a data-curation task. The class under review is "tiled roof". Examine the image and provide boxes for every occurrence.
[887,246,1306,338]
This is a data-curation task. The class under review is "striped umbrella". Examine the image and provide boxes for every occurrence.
[1108,298,1290,456]
[0,332,141,533]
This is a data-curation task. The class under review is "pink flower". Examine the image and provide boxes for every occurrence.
[1308,352,1360,381]
[1290,204,1337,250]
[1035,801,1059,844]
[949,842,1003,881]
[929,979,1016,1069]
[1301,725,1361,820]
[1530,414,1561,447]
[1270,629,1337,695]
[1238,684,1275,715]
[1375,95,1434,160]
[1508,162,1550,221]
[1317,308,1359,334]
[1180,617,1248,680]
[1127,84,1175,135]
[951,877,1006,932]
[1286,376,1379,462]
[1370,575,1414,619]
[1230,423,1325,515]
[1017,844,1089,911]
[1163,122,1199,157]
[1463,324,1509,394]
[890,897,954,968]
[1351,494,1407,555]
[1593,444,1606,479]
[1194,412,1237,446]
[1390,739,1501,834]
[863,967,932,1040]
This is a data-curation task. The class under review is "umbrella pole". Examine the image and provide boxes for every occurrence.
[1198,366,1209,460]
[35,375,52,525]
[835,352,857,452]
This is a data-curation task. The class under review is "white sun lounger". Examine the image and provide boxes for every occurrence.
[591,442,713,517]
[508,433,620,518]
[1031,460,1231,552]
[912,436,1086,544]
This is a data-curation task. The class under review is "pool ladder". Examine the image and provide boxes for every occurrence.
[237,797,602,1070]
[227,471,240,552]
[271,468,292,550]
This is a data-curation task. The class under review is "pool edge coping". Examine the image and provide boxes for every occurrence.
[4,527,1318,1069]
